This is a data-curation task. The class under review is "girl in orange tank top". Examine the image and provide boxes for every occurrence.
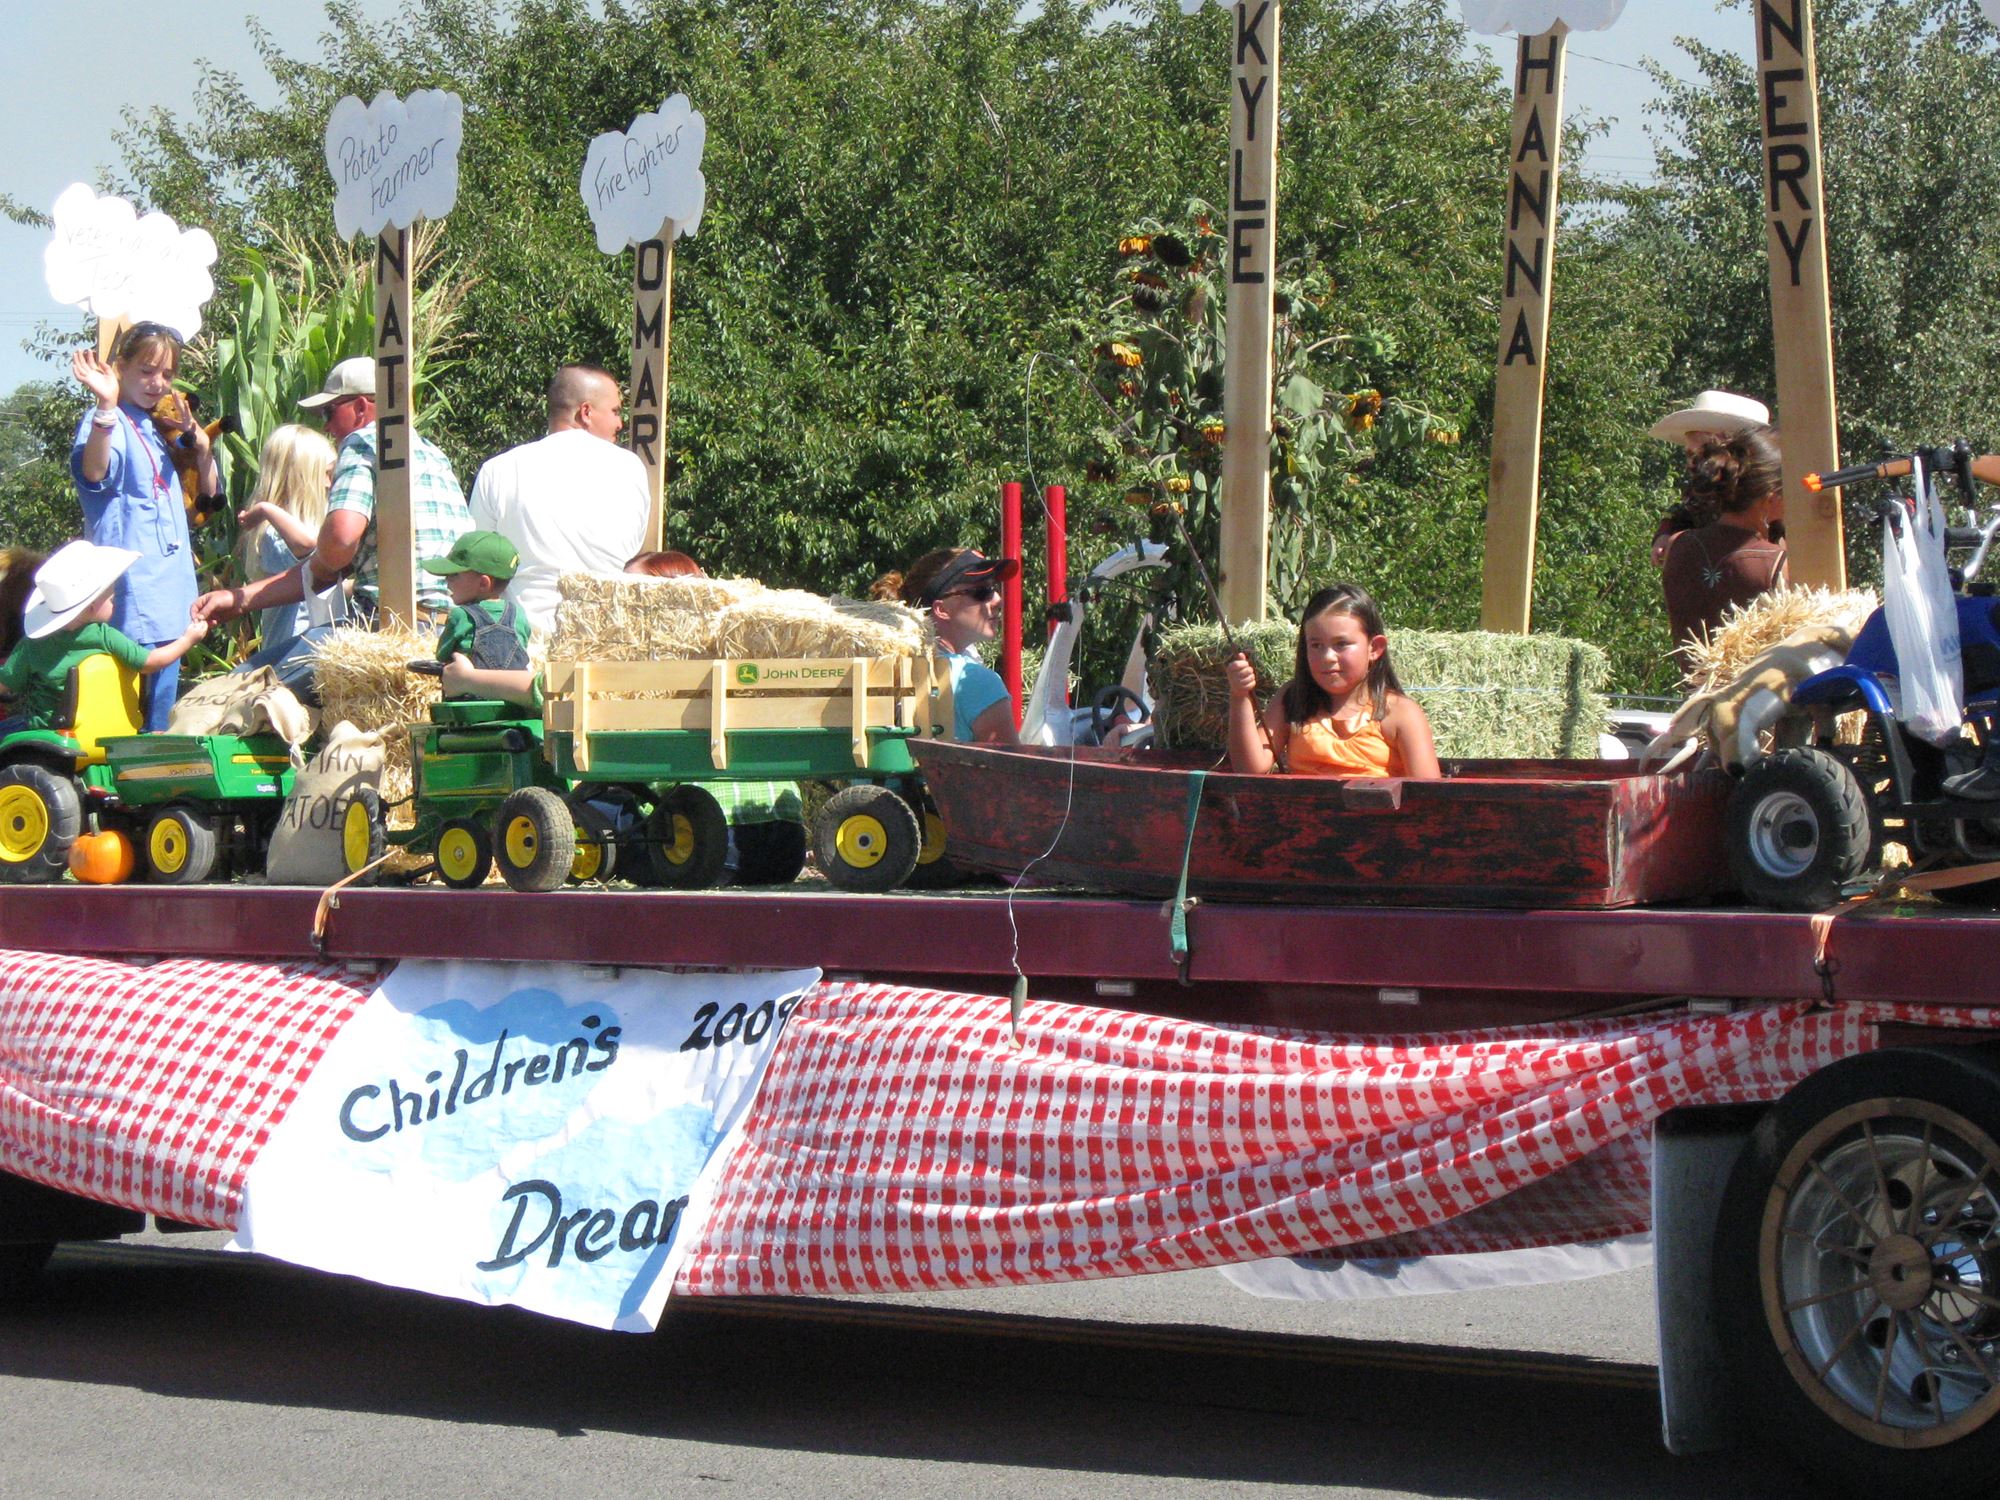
[1224,582,1440,780]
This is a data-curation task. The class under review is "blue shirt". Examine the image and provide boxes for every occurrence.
[69,404,197,644]
[942,646,1010,742]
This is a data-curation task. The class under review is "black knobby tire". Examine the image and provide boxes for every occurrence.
[1726,747,1873,910]
[0,763,83,884]
[492,786,576,893]
[813,783,922,893]
[433,816,494,890]
[732,820,808,887]
[143,804,219,885]
[1714,1048,2000,1493]
[339,788,387,885]
[647,785,729,890]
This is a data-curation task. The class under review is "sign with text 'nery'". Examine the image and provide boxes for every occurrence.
[42,184,217,341]
[325,90,464,241]
[231,960,816,1331]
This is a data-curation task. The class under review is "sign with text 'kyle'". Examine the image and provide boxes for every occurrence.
[232,960,817,1331]
[324,89,464,241]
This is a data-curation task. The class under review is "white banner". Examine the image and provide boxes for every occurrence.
[231,960,816,1330]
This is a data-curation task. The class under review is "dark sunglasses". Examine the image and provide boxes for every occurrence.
[939,583,1000,604]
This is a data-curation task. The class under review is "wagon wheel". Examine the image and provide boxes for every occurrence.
[433,817,494,890]
[900,785,965,891]
[569,800,618,884]
[0,764,82,884]
[492,786,576,893]
[339,789,387,884]
[813,783,921,893]
[144,804,219,885]
[1726,747,1873,910]
[1715,1048,2000,1490]
[732,819,808,887]
[647,785,728,890]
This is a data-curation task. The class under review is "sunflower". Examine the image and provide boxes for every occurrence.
[1117,234,1153,257]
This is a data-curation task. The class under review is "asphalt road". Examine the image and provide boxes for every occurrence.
[0,1231,1818,1499]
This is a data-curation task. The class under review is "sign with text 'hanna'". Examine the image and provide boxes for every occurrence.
[232,960,816,1330]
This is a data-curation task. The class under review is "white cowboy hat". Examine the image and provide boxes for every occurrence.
[23,540,141,640]
[297,356,377,410]
[1648,390,1771,443]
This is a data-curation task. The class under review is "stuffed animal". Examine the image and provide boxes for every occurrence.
[149,391,237,527]
[1645,623,1855,771]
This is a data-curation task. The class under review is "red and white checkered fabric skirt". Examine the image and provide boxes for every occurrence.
[0,950,1979,1294]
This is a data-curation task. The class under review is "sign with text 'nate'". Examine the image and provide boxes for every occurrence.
[325,90,464,241]
[232,960,816,1331]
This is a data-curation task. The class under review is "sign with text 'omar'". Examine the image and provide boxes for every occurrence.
[231,959,816,1330]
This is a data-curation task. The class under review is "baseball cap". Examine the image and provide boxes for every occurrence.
[298,357,378,410]
[421,530,521,582]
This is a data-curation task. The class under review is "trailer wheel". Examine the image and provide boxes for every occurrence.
[733,820,807,886]
[434,817,493,889]
[647,786,728,890]
[143,804,218,885]
[1727,748,1872,910]
[0,1242,54,1305]
[1715,1048,2000,1491]
[814,784,921,893]
[339,789,387,883]
[493,787,575,893]
[569,801,618,884]
[0,764,82,883]
[901,790,965,890]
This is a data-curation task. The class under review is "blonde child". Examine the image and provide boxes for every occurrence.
[0,541,207,735]
[1226,583,1439,779]
[235,423,337,659]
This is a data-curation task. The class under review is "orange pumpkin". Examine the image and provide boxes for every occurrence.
[68,830,136,885]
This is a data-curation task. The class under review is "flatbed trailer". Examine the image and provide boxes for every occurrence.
[2,882,1997,1494]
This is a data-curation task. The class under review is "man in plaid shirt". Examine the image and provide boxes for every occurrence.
[194,359,471,683]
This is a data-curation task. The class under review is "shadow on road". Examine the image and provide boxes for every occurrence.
[0,1241,1813,1498]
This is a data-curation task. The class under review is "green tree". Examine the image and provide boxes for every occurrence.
[0,383,85,556]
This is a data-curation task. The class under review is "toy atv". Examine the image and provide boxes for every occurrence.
[1726,442,2000,909]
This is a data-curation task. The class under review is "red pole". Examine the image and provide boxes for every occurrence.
[1044,483,1067,714]
[1001,480,1023,728]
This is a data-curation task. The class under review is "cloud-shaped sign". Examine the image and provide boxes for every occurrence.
[42,184,218,340]
[324,89,464,240]
[580,94,709,254]
[1458,0,1627,31]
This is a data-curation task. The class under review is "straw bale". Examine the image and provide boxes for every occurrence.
[1151,622,1609,759]
[548,571,926,664]
[308,628,440,838]
[1681,585,1878,694]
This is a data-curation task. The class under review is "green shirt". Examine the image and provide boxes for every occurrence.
[435,598,533,667]
[0,623,152,730]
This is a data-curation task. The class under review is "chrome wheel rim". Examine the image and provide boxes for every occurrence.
[1748,789,1819,880]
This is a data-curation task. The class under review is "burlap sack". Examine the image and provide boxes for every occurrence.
[263,720,385,886]
[169,667,316,755]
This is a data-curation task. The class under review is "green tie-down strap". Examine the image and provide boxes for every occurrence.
[1169,769,1207,974]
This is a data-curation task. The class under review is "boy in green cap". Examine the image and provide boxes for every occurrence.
[421,530,534,683]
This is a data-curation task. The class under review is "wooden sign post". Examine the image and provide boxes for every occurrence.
[1755,0,1844,589]
[582,96,709,556]
[323,88,465,632]
[373,227,417,630]
[1219,0,1280,627]
[1479,26,1567,635]
[629,229,674,551]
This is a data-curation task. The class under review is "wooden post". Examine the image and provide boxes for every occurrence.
[1756,0,1844,589]
[1479,27,1567,635]
[1220,0,1279,627]
[629,227,675,552]
[373,227,417,631]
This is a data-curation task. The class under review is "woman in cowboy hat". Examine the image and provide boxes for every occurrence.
[0,541,207,736]
[1647,390,1777,568]
[1659,426,1789,676]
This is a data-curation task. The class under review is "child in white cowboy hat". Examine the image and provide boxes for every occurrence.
[0,540,207,735]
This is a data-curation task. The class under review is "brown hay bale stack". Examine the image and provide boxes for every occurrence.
[309,627,440,827]
[548,571,763,661]
[712,592,925,660]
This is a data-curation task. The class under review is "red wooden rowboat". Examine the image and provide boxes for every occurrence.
[912,740,1736,908]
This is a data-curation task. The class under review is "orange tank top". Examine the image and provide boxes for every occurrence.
[1286,708,1402,778]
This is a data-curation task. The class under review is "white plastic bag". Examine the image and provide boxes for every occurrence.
[1881,458,1965,746]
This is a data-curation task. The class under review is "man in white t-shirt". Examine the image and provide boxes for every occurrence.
[467,364,651,634]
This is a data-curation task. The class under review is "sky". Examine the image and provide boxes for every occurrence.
[0,1,1736,397]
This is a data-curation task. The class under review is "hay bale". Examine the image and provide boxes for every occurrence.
[309,627,440,820]
[547,572,925,663]
[1150,623,1609,760]
[1681,585,1878,694]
